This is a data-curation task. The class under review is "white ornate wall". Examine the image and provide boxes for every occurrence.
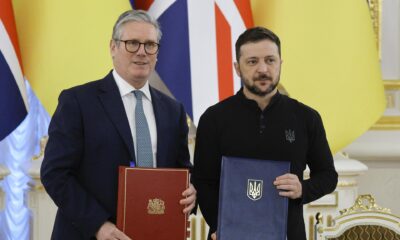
[28,159,56,240]
[344,130,400,216]
[381,0,400,79]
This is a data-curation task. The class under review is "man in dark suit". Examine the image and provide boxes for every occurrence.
[41,10,196,240]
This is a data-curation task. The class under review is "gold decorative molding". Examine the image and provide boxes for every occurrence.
[316,194,399,236]
[367,0,382,54]
[321,215,400,233]
[372,80,400,130]
[316,212,324,233]
[383,80,400,90]
[327,215,333,227]
[372,116,400,130]
[308,215,314,240]
[32,136,48,160]
[201,217,207,240]
[339,194,391,216]
[33,184,44,191]
[336,181,357,188]
[186,115,192,128]
[191,217,197,240]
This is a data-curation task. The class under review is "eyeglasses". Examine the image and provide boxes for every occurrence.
[115,39,160,55]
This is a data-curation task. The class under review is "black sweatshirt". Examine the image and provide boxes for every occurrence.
[193,89,338,240]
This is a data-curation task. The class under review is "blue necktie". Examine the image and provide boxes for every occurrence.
[134,90,153,167]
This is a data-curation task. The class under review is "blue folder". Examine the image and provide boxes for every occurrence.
[217,156,290,240]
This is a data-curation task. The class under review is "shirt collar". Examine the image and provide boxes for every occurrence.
[236,87,281,109]
[112,69,152,102]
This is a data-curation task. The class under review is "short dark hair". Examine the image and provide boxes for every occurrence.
[235,26,281,62]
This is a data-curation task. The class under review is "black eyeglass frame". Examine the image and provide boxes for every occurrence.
[114,39,160,55]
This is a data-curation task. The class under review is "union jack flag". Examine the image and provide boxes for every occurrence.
[133,0,253,125]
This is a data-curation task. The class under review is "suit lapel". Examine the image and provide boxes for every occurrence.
[98,72,136,163]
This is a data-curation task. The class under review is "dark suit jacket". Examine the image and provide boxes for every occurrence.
[41,72,191,239]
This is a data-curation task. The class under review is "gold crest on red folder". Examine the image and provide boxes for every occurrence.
[147,198,165,215]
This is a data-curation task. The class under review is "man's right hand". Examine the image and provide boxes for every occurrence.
[96,221,131,240]
[211,232,217,240]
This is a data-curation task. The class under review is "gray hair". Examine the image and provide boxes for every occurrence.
[112,9,162,42]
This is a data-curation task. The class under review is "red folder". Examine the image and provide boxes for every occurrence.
[116,167,189,240]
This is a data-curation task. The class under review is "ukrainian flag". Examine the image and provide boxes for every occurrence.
[251,0,386,153]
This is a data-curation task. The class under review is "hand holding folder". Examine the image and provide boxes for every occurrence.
[217,156,290,240]
[116,167,190,240]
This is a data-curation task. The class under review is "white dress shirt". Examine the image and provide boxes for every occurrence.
[113,70,157,167]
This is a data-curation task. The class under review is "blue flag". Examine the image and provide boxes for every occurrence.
[0,3,28,140]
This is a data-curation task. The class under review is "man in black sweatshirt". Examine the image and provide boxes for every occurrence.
[193,26,338,240]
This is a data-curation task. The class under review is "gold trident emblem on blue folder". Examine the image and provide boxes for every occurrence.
[247,179,263,201]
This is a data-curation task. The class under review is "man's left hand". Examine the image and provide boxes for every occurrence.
[273,173,302,199]
[180,183,196,214]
